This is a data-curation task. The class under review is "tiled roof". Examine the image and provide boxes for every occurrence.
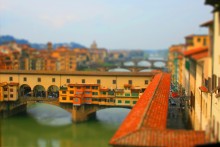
[184,47,208,60]
[200,20,213,27]
[109,72,206,147]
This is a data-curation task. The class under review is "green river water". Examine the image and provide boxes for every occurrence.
[0,103,130,147]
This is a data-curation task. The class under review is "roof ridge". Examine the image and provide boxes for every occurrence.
[137,73,164,129]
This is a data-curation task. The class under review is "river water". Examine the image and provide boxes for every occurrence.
[0,103,130,147]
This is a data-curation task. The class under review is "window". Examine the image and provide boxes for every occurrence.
[212,74,217,90]
[4,95,7,98]
[85,91,91,94]
[125,93,130,97]
[132,93,139,97]
[3,87,7,91]
[125,100,130,104]
[92,86,98,90]
[10,89,13,92]
[82,79,85,83]
[62,91,66,94]
[128,80,132,85]
[113,80,116,84]
[86,86,90,89]
[101,92,106,95]
[38,78,41,82]
[52,78,55,82]
[145,80,149,84]
[9,77,13,81]
[70,97,73,100]
[10,94,13,98]
[108,91,114,95]
[92,92,98,95]
[133,101,137,104]
[23,77,27,82]
[203,38,206,46]
[70,86,74,88]
[77,87,81,89]
[118,100,122,103]
[197,37,201,42]
[70,91,74,94]
[62,97,66,100]
[67,79,70,83]
[97,79,101,84]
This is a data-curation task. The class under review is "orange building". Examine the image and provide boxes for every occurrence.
[0,82,19,101]
[59,82,141,107]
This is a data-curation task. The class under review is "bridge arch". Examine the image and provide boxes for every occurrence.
[47,85,59,98]
[137,60,152,67]
[123,61,135,67]
[20,84,32,97]
[108,68,131,72]
[33,85,46,98]
[153,61,166,68]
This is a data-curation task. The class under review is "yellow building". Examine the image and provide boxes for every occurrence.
[205,0,220,142]
[168,44,185,90]
[185,34,210,51]
[0,70,154,105]
[0,82,19,101]
[59,83,140,107]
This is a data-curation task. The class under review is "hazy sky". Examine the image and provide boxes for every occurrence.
[0,0,213,49]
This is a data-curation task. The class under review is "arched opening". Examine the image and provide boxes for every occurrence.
[33,85,46,98]
[137,61,152,67]
[47,85,59,99]
[108,68,131,72]
[153,61,166,68]
[123,61,135,67]
[20,84,32,97]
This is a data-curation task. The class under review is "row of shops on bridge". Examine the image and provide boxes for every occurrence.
[0,82,142,107]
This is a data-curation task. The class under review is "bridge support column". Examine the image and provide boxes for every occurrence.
[71,104,98,123]
[72,105,88,123]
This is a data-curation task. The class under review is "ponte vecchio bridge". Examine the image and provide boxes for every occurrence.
[0,70,157,122]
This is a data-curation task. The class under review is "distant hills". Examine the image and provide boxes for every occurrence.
[0,35,86,49]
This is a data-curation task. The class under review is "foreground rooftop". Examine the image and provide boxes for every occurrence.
[110,72,206,147]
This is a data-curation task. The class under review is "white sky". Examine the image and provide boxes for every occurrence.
[0,0,213,49]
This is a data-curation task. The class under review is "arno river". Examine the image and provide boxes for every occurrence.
[0,103,130,147]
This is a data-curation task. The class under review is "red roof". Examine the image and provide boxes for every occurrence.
[109,72,206,147]
[200,20,213,27]
[184,47,208,60]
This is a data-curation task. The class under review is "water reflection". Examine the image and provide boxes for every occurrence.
[1,103,130,147]
[27,103,72,126]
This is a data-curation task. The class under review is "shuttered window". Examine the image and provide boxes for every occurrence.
[212,74,217,90]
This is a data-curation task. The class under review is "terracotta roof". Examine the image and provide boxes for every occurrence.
[0,70,157,77]
[200,20,213,27]
[68,84,100,87]
[100,87,109,91]
[191,52,209,60]
[184,47,208,60]
[124,84,132,87]
[109,73,206,147]
[185,34,208,39]
[8,82,19,86]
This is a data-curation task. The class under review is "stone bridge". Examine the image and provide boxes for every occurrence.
[4,97,132,123]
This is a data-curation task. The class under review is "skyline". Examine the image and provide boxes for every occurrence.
[0,0,212,49]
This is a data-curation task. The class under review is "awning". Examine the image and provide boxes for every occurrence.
[199,86,209,93]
